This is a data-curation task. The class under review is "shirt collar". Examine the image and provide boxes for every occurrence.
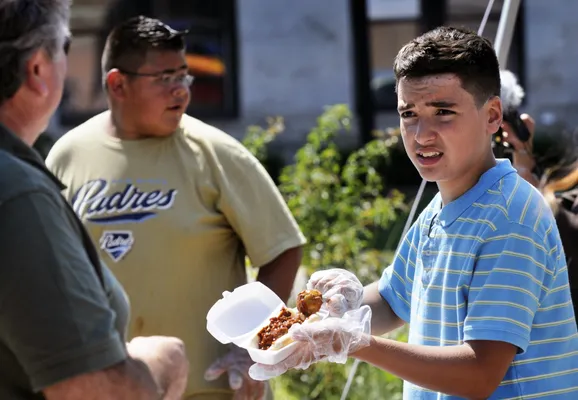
[0,124,66,190]
[436,159,516,227]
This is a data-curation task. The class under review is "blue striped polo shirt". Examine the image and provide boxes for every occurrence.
[379,159,578,399]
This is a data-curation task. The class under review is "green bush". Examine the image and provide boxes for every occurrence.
[243,104,409,399]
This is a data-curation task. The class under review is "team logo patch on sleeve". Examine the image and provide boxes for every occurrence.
[100,230,135,262]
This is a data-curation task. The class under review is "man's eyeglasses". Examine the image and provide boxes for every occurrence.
[119,69,194,87]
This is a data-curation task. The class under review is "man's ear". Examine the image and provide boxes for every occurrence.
[25,49,50,97]
[486,96,503,136]
[106,69,127,99]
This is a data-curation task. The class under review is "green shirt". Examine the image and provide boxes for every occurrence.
[0,125,129,398]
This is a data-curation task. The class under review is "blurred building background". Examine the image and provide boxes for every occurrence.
[48,0,578,158]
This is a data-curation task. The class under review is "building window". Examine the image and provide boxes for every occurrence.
[369,21,419,110]
[446,0,526,89]
[159,0,238,119]
[60,0,238,129]
[366,0,420,111]
[360,0,525,113]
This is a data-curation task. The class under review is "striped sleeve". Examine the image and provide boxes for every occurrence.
[463,222,554,352]
[378,223,419,323]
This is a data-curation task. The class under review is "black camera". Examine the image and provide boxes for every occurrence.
[492,110,531,161]
[494,70,530,161]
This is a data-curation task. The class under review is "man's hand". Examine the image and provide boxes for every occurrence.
[127,336,189,400]
[205,346,266,400]
[502,113,535,154]
[502,114,536,178]
[249,306,372,381]
[307,268,364,317]
[502,113,540,186]
[502,114,536,153]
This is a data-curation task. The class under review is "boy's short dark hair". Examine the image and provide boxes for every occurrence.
[394,26,501,107]
[101,15,187,85]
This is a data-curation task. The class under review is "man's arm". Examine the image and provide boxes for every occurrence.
[45,336,188,400]
[257,246,303,303]
[43,358,160,400]
[213,139,306,297]
[363,282,405,335]
[353,338,517,400]
[0,192,183,399]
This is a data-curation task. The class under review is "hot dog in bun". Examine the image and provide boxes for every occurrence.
[257,289,324,351]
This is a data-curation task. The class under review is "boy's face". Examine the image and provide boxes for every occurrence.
[397,73,502,203]
[108,49,191,138]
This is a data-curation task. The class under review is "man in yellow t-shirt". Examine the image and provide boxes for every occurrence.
[47,16,305,400]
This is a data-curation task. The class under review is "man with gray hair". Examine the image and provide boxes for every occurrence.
[0,1,189,399]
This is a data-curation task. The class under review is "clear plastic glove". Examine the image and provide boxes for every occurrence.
[204,345,266,400]
[248,305,372,381]
[307,268,364,317]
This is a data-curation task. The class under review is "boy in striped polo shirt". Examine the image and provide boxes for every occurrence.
[249,26,578,399]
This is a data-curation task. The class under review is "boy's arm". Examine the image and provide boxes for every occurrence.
[356,222,553,398]
[353,337,516,399]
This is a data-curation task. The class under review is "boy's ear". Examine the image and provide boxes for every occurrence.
[486,96,503,136]
[106,69,127,99]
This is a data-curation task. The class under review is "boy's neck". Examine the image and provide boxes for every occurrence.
[438,153,497,205]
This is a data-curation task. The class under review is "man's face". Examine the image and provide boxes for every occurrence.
[28,31,69,135]
[123,49,191,138]
[397,73,502,202]
[46,35,69,112]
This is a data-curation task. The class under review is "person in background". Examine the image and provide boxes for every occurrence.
[499,69,578,324]
[248,26,578,399]
[0,1,188,399]
[46,15,305,400]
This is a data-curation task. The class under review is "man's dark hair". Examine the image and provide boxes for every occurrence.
[0,0,70,105]
[394,26,500,106]
[101,15,187,85]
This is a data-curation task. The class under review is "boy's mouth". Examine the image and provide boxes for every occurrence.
[416,150,443,165]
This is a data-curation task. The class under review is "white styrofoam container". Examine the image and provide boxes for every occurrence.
[206,281,322,365]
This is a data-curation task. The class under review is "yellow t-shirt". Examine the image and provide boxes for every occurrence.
[46,111,306,399]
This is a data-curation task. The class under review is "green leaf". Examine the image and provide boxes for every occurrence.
[241,104,408,399]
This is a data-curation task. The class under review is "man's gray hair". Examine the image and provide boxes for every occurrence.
[0,0,71,105]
